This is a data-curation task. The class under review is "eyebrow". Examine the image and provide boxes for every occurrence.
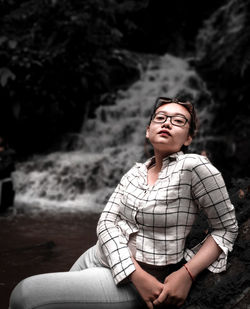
[156,111,187,118]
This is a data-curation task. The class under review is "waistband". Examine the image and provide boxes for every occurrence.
[137,259,185,282]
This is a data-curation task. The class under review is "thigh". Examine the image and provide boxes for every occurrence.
[10,267,146,309]
[70,245,102,271]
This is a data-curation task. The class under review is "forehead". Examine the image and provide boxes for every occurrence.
[156,103,191,119]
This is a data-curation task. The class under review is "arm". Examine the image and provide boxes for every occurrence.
[184,235,222,277]
[154,156,238,307]
[97,171,164,306]
[186,156,238,272]
[154,236,222,307]
[96,175,136,284]
[98,176,164,309]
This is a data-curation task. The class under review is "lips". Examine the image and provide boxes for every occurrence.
[158,129,172,136]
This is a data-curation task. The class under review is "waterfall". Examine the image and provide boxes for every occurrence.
[13,53,214,214]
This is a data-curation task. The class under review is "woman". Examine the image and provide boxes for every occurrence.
[10,97,238,309]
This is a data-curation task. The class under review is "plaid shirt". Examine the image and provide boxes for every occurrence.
[96,152,238,284]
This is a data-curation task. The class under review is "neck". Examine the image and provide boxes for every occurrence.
[153,150,170,172]
[153,149,181,170]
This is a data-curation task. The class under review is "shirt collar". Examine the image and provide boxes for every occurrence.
[162,151,183,169]
[138,151,183,173]
[164,151,183,162]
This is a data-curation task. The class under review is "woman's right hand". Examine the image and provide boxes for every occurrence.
[130,260,164,309]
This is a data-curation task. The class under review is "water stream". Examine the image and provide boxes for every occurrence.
[13,53,215,214]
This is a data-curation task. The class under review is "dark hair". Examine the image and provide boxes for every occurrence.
[149,97,199,138]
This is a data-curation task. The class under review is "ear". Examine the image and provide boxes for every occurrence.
[184,135,192,146]
[146,126,150,139]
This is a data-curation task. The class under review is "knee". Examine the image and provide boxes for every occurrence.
[9,279,26,309]
[9,276,37,309]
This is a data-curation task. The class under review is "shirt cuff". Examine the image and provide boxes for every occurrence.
[184,234,230,273]
[112,260,136,285]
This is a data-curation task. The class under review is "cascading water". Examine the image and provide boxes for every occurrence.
[12,53,215,214]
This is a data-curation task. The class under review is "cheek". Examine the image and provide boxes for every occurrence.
[147,125,156,137]
[176,130,189,143]
[147,131,154,141]
[182,131,192,145]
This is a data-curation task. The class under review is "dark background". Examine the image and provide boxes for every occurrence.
[1,0,250,178]
[1,0,250,308]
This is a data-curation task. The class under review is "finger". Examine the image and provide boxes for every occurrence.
[146,300,153,309]
[153,289,167,305]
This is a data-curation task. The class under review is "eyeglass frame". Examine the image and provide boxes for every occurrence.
[151,111,189,127]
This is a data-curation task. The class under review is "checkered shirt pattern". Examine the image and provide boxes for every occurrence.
[96,152,238,284]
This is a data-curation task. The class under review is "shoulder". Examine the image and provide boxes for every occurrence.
[119,162,143,182]
[179,153,221,179]
[177,153,210,169]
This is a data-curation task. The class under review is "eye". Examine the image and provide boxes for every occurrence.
[154,114,165,122]
[172,117,186,125]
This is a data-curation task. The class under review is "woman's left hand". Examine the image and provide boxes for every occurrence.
[153,266,193,307]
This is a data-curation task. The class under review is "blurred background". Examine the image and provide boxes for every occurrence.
[0,0,250,308]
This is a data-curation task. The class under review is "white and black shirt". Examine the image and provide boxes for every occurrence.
[96,152,238,284]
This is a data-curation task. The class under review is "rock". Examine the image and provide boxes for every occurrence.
[194,0,250,179]
[183,179,250,308]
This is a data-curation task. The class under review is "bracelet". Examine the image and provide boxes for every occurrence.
[183,264,195,282]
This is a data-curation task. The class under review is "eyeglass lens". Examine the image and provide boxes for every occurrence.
[153,113,187,126]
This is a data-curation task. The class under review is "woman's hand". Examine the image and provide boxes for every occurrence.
[153,266,193,307]
[130,264,164,309]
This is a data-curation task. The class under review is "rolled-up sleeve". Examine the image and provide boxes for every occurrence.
[96,174,135,284]
[185,156,238,272]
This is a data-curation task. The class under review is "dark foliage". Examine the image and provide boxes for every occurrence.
[0,0,225,157]
[0,0,141,155]
[118,0,225,54]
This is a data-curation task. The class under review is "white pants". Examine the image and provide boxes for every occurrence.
[9,245,147,309]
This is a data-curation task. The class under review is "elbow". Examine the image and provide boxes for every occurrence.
[228,220,239,238]
[96,219,104,237]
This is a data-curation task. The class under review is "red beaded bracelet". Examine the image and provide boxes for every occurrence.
[183,264,195,282]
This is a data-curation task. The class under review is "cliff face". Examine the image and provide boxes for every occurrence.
[195,0,250,179]
[184,2,250,308]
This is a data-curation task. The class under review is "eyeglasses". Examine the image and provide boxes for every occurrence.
[152,112,189,127]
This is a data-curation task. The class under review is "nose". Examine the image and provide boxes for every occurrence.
[162,116,172,127]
